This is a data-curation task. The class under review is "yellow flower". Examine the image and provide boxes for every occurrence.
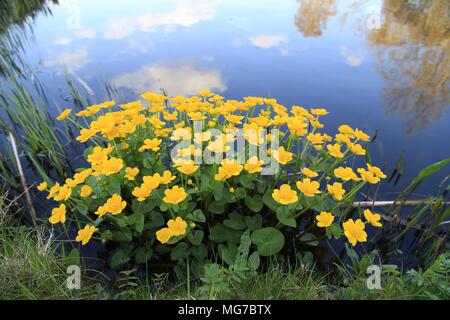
[76,225,97,246]
[327,143,344,158]
[307,133,324,145]
[272,184,298,205]
[120,142,129,150]
[163,111,178,121]
[54,185,72,202]
[334,167,360,181]
[143,174,161,189]
[310,119,324,128]
[132,185,152,202]
[76,128,96,142]
[57,109,72,121]
[225,114,244,124]
[188,112,205,121]
[80,185,93,197]
[244,156,264,173]
[167,217,188,236]
[301,167,318,178]
[194,132,212,144]
[47,183,60,199]
[95,205,107,217]
[37,181,48,191]
[348,143,366,155]
[139,138,161,152]
[343,219,367,246]
[101,157,124,176]
[316,211,334,228]
[148,116,165,129]
[156,227,174,244]
[357,168,380,184]
[125,167,139,180]
[364,209,382,227]
[104,194,127,215]
[354,129,370,141]
[73,168,92,184]
[65,178,79,188]
[272,147,293,165]
[214,159,243,181]
[367,164,387,179]
[163,186,187,205]
[311,108,329,116]
[296,178,321,197]
[313,145,323,151]
[338,125,355,138]
[87,146,113,165]
[160,171,176,184]
[327,182,345,201]
[335,133,351,144]
[49,204,66,224]
[197,89,214,97]
[176,161,199,175]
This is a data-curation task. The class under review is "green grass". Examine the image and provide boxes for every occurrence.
[0,189,448,300]
[1,227,448,300]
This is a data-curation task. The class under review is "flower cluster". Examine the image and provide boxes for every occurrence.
[40,90,387,270]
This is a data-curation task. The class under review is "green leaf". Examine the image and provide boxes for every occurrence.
[111,250,130,268]
[299,233,319,246]
[132,199,156,214]
[248,252,260,271]
[208,201,226,214]
[213,182,224,201]
[112,229,132,242]
[200,173,211,193]
[187,230,204,246]
[143,157,153,169]
[276,207,297,227]
[188,209,206,223]
[63,248,80,267]
[146,211,165,230]
[244,214,262,231]
[170,242,189,261]
[234,187,247,200]
[135,247,153,264]
[251,227,285,256]
[245,195,263,213]
[224,213,246,230]
[209,223,243,243]
[263,190,278,211]
[326,223,343,239]
[128,212,145,233]
[406,158,450,191]
[218,243,237,266]
[239,174,254,188]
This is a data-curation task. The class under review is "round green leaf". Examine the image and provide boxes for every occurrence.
[250,227,285,256]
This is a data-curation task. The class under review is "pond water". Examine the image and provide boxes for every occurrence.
[9,0,448,197]
[1,0,448,270]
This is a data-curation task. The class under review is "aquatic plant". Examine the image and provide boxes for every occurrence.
[40,90,389,273]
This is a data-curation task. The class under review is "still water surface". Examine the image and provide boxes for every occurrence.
[10,0,450,195]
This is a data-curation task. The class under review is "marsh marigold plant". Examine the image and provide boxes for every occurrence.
[42,91,387,273]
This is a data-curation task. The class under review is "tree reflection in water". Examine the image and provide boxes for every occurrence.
[294,0,449,134]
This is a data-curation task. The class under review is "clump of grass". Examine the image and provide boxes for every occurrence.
[0,192,97,300]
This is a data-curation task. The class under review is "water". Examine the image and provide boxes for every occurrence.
[1,0,448,270]
[10,0,447,196]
